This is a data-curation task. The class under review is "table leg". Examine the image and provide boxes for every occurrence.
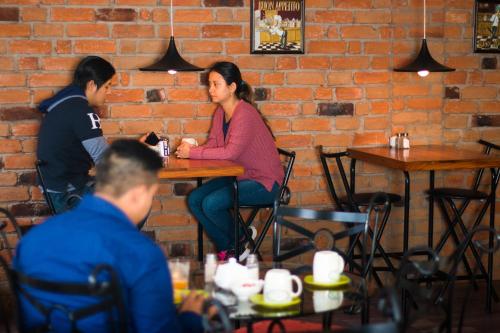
[403,171,410,253]
[233,177,240,261]
[487,168,497,312]
[197,178,204,262]
[428,170,435,251]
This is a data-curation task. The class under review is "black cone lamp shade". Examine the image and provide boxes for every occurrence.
[394,38,455,77]
[139,0,203,74]
[394,0,454,77]
[140,36,203,74]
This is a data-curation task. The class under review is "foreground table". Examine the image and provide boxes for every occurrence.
[347,145,500,310]
[158,156,245,261]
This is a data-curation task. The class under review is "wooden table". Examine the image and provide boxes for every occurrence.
[158,156,245,261]
[347,145,500,310]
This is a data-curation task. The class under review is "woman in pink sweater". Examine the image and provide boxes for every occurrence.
[176,62,284,261]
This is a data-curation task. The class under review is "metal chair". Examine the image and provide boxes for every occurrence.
[319,146,402,285]
[428,139,500,311]
[0,207,23,260]
[273,192,391,324]
[237,148,296,260]
[396,226,500,333]
[9,261,127,333]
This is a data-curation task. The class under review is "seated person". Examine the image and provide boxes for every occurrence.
[36,56,114,214]
[15,139,205,333]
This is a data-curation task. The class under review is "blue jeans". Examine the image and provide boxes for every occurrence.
[48,182,94,214]
[188,177,280,252]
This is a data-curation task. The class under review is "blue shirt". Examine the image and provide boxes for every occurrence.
[14,195,202,333]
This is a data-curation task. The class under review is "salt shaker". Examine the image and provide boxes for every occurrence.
[204,253,217,284]
[246,254,259,280]
[402,133,410,149]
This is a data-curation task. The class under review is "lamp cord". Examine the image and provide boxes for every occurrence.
[423,0,426,39]
[170,0,174,37]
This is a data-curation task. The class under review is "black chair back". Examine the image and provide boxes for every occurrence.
[0,208,23,260]
[0,256,18,333]
[35,160,56,215]
[11,263,127,333]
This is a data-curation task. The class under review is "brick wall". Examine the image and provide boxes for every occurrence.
[0,0,499,273]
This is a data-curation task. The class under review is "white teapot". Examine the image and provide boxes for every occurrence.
[214,258,249,290]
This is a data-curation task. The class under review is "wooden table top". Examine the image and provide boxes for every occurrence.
[347,145,500,172]
[158,156,244,179]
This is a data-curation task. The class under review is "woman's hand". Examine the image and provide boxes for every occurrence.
[175,142,192,159]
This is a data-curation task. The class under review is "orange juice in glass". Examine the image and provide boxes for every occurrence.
[169,259,190,291]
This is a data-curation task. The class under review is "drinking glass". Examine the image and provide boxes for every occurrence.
[169,259,190,290]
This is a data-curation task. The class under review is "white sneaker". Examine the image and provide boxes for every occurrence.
[238,226,257,262]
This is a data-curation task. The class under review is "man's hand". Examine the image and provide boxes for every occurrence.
[178,291,205,315]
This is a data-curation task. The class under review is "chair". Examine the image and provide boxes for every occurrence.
[0,207,23,260]
[0,254,18,333]
[202,298,232,333]
[396,226,500,333]
[428,139,500,311]
[273,192,391,324]
[318,146,402,285]
[9,261,127,333]
[238,148,296,260]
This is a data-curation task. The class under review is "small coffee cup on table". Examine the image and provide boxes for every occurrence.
[313,250,345,284]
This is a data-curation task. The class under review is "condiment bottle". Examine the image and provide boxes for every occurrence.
[204,253,217,284]
[246,254,259,280]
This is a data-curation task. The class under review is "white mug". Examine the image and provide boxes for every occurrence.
[313,290,344,312]
[181,137,198,146]
[263,269,302,304]
[313,250,344,283]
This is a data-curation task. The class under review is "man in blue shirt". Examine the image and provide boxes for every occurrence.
[15,139,205,332]
[37,56,115,213]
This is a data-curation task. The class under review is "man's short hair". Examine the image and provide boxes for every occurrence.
[73,56,116,90]
[95,139,163,197]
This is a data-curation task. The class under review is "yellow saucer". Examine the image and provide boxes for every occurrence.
[249,294,301,309]
[304,274,350,288]
[174,289,208,304]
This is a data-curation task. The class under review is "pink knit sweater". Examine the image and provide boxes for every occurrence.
[189,100,284,191]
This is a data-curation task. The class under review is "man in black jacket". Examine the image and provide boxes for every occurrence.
[37,56,115,213]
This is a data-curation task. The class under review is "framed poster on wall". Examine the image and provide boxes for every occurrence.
[473,0,500,53]
[250,0,305,54]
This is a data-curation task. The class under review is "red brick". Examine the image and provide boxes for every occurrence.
[352,132,387,146]
[443,101,477,114]
[122,120,163,135]
[9,40,51,54]
[314,87,333,100]
[11,123,39,136]
[110,105,152,118]
[29,73,71,87]
[313,134,352,147]
[33,23,64,37]
[67,24,109,37]
[168,89,207,102]
[292,118,331,131]
[175,9,213,22]
[461,87,497,99]
[152,104,196,118]
[407,98,443,110]
[0,57,15,70]
[335,0,371,8]
[0,139,21,153]
[51,8,95,21]
[308,41,346,54]
[274,88,312,101]
[336,117,360,130]
[132,72,174,86]
[74,40,116,53]
[263,73,284,85]
[286,72,325,85]
[117,0,156,4]
[341,26,378,39]
[335,87,362,100]
[364,116,389,130]
[56,40,71,54]
[277,57,297,70]
[298,57,330,70]
[106,89,144,103]
[268,119,290,132]
[0,173,17,186]
[0,24,30,37]
[332,57,370,69]
[20,7,47,21]
[392,84,429,96]
[0,90,30,103]
[202,25,242,38]
[226,41,249,54]
[112,25,155,38]
[3,154,35,169]
[0,187,30,202]
[371,101,390,114]
[261,103,299,116]
[0,73,25,87]
[314,10,353,23]
[354,72,390,84]
[354,10,391,24]
[366,86,390,99]
[275,134,312,148]
[183,119,211,134]
[392,112,428,125]
[41,57,79,71]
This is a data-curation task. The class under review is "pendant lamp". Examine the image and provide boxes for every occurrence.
[140,0,203,74]
[394,0,454,77]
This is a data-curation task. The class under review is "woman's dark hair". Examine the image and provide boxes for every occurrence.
[73,56,116,90]
[209,61,275,139]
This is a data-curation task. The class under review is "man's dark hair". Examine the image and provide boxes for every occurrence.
[95,139,163,197]
[73,56,116,90]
